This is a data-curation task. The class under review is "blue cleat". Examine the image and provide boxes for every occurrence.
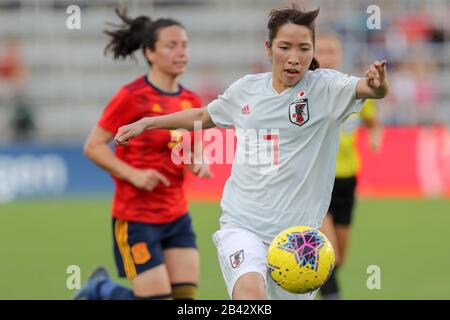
[73,266,110,300]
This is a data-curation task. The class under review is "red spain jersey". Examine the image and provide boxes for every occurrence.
[98,75,202,224]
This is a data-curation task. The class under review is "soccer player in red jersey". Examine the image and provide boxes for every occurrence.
[74,8,210,300]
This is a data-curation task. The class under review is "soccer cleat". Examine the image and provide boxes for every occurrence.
[73,266,110,300]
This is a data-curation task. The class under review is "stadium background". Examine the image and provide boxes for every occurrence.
[0,0,449,299]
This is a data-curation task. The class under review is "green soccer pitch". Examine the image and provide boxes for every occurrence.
[0,198,449,300]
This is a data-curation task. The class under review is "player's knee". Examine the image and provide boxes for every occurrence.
[233,282,266,300]
[171,282,198,300]
[232,273,266,300]
[132,265,172,298]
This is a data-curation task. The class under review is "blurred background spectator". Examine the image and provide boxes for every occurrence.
[0,35,35,142]
[0,0,448,145]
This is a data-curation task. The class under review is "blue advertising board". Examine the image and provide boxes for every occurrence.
[0,145,113,202]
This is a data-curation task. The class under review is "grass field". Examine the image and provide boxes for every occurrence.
[0,197,449,300]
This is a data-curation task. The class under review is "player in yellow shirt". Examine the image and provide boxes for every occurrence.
[316,33,381,299]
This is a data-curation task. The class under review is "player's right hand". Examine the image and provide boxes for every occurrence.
[128,168,170,191]
[114,119,147,146]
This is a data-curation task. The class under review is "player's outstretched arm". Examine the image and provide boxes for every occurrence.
[84,126,170,190]
[356,60,389,100]
[114,107,214,146]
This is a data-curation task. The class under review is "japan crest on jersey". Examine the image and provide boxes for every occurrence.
[230,249,244,268]
[289,98,309,127]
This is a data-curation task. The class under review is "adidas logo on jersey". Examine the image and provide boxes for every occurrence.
[241,104,250,115]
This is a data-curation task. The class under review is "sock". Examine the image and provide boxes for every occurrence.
[98,279,172,300]
[171,282,198,300]
[98,279,134,300]
[134,293,173,300]
[320,267,340,300]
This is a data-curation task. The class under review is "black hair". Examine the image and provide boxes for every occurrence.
[104,7,183,65]
[267,6,320,70]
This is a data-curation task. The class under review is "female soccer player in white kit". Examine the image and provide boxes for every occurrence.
[114,6,389,300]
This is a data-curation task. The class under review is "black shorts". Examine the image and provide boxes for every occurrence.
[328,177,357,226]
[112,213,197,279]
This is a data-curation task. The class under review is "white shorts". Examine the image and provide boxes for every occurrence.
[212,227,318,300]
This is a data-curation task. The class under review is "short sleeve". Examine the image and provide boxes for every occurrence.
[98,87,135,134]
[325,70,365,122]
[207,80,241,128]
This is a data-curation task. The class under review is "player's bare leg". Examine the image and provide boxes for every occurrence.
[232,272,267,300]
[132,265,172,298]
[319,214,341,265]
[164,248,200,299]
[319,214,341,299]
[334,224,351,266]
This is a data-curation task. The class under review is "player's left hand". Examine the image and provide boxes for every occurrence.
[365,60,387,89]
[187,163,212,178]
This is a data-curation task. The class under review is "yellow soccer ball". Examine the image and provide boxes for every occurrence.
[267,226,335,294]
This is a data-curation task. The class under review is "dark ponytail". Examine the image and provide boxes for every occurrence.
[309,57,320,70]
[104,7,183,65]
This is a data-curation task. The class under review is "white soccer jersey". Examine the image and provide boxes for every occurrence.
[207,70,364,243]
